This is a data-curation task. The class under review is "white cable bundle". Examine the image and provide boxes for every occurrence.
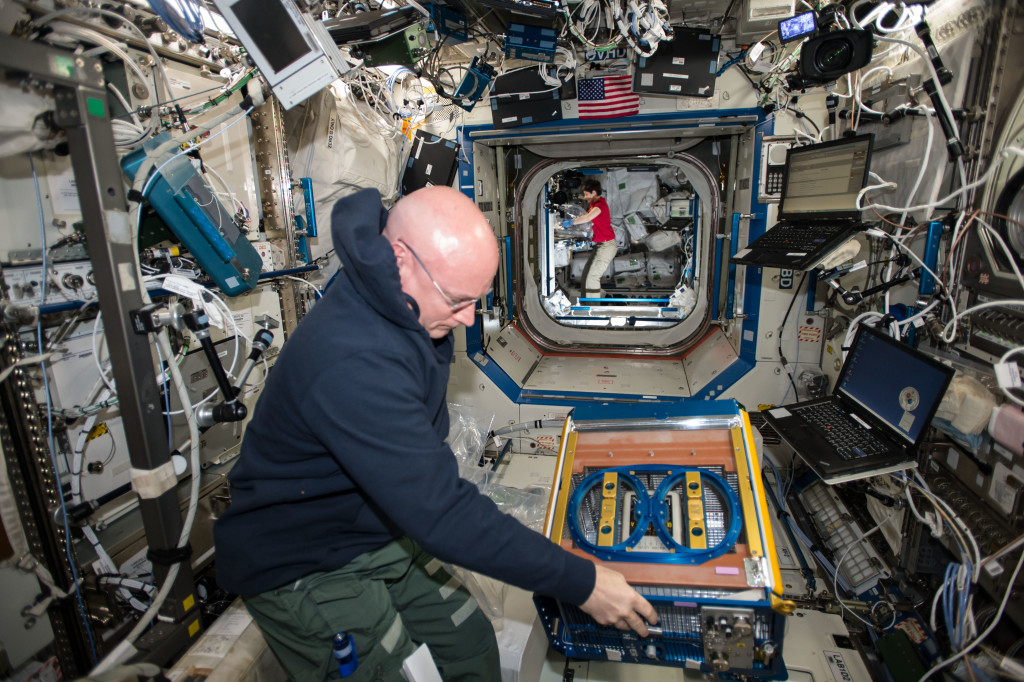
[576,0,601,29]
[849,0,924,34]
[613,0,673,58]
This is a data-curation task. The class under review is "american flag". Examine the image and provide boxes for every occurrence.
[577,74,639,119]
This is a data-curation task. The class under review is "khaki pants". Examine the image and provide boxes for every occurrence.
[583,239,617,297]
[243,538,500,682]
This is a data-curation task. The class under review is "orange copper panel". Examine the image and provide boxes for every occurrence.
[559,541,755,590]
[569,429,737,472]
[556,427,755,590]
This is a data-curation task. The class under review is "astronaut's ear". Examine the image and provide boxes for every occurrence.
[391,240,415,278]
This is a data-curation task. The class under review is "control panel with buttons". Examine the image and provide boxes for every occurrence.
[3,260,97,306]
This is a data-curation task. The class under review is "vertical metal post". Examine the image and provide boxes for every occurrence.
[504,235,514,321]
[0,338,91,673]
[725,213,742,319]
[3,35,199,662]
[712,231,725,321]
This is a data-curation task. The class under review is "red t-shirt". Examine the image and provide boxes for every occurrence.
[590,196,614,243]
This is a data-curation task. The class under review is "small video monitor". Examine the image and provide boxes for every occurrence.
[209,0,350,109]
[779,10,817,43]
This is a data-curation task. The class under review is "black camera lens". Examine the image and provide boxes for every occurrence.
[815,37,853,72]
[799,29,873,82]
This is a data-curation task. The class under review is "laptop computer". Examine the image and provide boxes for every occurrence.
[731,134,874,270]
[322,6,420,45]
[763,325,954,484]
[476,0,561,18]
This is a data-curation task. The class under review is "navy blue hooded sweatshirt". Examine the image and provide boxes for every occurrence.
[214,188,596,606]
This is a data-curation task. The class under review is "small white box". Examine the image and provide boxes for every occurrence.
[253,241,286,272]
[669,198,692,218]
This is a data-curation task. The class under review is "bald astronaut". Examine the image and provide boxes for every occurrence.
[215,186,656,681]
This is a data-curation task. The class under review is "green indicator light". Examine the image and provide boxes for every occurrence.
[87,97,106,118]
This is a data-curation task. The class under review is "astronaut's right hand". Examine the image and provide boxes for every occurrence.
[561,219,574,228]
[579,564,658,637]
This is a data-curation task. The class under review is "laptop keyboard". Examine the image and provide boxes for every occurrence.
[755,223,846,252]
[791,402,889,460]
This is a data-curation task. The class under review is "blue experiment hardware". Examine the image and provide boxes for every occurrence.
[504,23,557,62]
[453,57,495,111]
[121,133,263,295]
[294,177,318,264]
[428,3,469,42]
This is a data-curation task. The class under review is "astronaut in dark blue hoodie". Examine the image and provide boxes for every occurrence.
[214,186,656,681]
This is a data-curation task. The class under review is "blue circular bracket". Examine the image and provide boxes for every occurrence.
[565,465,741,564]
[651,468,743,562]
[566,469,651,556]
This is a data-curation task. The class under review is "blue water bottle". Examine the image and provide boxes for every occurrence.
[333,632,358,678]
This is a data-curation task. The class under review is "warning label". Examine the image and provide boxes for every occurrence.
[798,326,822,343]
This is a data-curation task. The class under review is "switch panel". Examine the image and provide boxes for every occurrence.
[3,260,97,306]
[703,607,758,672]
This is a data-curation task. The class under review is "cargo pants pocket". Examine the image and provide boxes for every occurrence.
[305,570,417,682]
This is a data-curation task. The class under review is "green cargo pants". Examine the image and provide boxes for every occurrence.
[242,538,500,682]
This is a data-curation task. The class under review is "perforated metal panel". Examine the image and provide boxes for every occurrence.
[535,592,784,673]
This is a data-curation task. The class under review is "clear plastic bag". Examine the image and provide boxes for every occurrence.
[444,405,554,623]
[447,402,493,474]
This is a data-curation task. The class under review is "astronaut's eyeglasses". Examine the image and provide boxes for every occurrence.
[398,240,478,313]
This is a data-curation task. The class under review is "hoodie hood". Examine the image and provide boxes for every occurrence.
[330,188,422,332]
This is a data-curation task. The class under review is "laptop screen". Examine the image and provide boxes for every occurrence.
[778,134,873,220]
[836,327,953,446]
